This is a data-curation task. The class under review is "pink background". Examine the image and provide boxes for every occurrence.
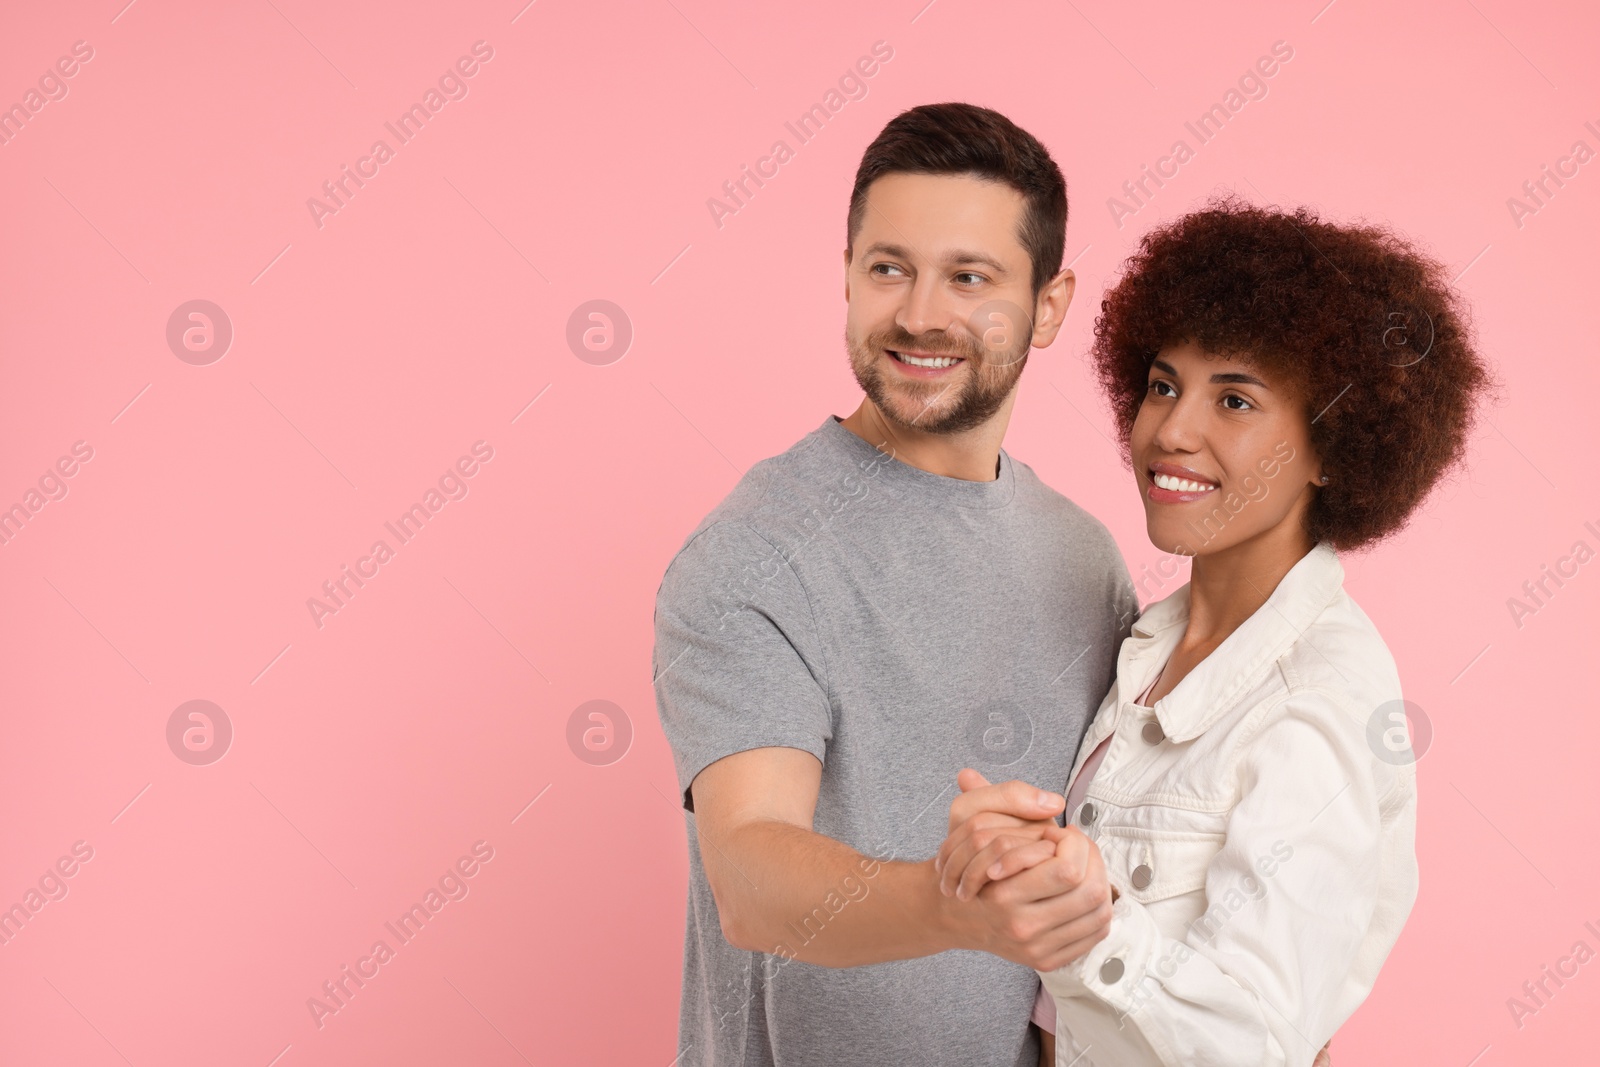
[1,0,1594,1063]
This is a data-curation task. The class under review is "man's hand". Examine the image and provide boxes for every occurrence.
[938,823,1114,971]
[937,769,1064,899]
[934,769,1114,971]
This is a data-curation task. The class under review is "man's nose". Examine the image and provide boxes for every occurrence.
[897,274,959,339]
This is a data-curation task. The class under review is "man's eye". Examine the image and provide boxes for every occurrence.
[955,272,985,285]
[872,263,904,276]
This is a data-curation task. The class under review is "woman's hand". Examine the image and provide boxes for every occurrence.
[938,769,1083,901]
[933,770,1117,970]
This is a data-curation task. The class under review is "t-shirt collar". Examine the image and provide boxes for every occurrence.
[820,415,1015,509]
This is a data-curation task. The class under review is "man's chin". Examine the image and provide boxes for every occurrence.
[874,391,961,432]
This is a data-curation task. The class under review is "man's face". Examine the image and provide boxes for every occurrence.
[843,173,1041,435]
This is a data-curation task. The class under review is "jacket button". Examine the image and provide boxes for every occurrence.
[1141,721,1165,744]
[1099,957,1125,984]
[1079,802,1096,826]
[1131,864,1153,889]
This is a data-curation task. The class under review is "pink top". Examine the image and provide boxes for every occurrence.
[1031,666,1165,1035]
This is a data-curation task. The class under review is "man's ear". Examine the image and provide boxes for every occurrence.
[842,247,853,303]
[1029,268,1076,348]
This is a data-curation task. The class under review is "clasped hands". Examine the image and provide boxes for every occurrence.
[934,768,1115,972]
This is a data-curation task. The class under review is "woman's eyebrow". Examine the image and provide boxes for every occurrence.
[1150,359,1269,389]
[1211,371,1268,387]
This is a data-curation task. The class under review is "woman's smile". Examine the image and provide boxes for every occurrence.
[1145,461,1220,503]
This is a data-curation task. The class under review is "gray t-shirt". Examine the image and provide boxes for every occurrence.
[652,414,1136,1067]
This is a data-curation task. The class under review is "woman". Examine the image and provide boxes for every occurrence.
[935,197,1492,1066]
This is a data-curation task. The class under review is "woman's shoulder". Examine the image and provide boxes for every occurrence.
[1249,587,1418,806]
[1274,585,1403,718]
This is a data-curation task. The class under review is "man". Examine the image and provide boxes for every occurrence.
[652,102,1135,1066]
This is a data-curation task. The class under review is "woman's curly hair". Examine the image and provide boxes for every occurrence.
[1091,195,1496,551]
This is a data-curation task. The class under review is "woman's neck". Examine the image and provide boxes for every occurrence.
[1183,523,1317,650]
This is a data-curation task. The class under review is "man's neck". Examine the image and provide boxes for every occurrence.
[838,398,1012,482]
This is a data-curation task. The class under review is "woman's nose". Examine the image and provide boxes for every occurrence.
[1151,399,1204,453]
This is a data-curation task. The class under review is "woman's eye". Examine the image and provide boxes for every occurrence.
[1149,380,1177,397]
[1222,394,1253,411]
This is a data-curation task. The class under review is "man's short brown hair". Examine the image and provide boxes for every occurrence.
[847,102,1068,296]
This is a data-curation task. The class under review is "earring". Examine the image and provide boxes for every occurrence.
[1319,475,1330,485]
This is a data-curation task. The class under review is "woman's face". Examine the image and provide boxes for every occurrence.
[1129,338,1323,557]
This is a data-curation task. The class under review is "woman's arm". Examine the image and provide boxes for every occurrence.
[1036,689,1417,1066]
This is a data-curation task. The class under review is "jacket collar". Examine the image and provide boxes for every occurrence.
[1121,542,1345,743]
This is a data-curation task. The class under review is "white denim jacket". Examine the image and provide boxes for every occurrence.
[1039,542,1419,1067]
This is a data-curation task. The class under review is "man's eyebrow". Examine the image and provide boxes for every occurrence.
[860,241,1009,275]
[947,248,1009,274]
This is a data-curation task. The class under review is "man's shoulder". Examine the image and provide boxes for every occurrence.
[659,423,837,581]
[1007,454,1125,562]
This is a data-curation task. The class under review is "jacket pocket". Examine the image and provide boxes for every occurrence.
[1095,825,1224,904]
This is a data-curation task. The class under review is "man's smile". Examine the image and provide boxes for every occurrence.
[887,348,966,376]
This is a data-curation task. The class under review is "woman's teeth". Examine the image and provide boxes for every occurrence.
[1153,472,1217,493]
[894,351,962,368]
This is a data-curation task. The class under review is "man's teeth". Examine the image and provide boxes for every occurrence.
[896,351,962,368]
[1153,472,1217,492]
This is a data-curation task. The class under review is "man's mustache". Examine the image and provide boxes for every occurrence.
[871,331,983,360]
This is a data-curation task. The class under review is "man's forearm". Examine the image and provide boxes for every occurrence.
[707,818,972,967]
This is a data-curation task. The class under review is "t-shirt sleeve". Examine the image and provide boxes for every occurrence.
[1030,980,1056,1034]
[1098,528,1140,711]
[651,519,834,812]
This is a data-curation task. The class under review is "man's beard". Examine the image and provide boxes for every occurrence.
[846,321,1031,435]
